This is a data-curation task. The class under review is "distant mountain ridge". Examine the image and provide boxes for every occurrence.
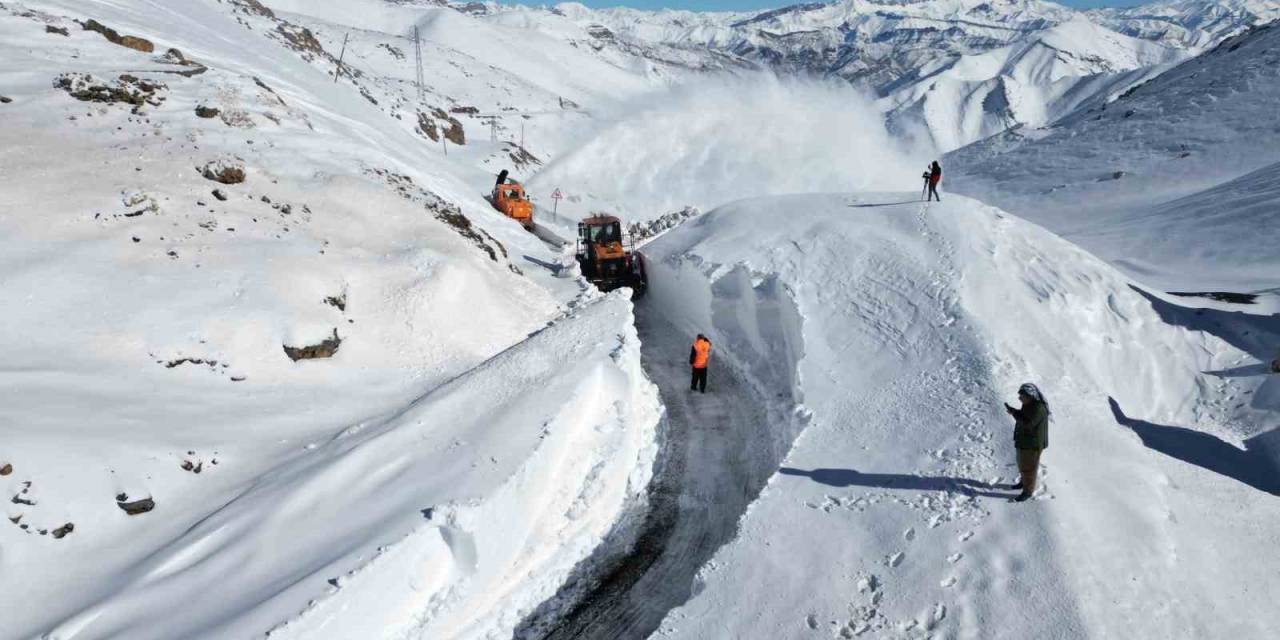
[448,0,1280,150]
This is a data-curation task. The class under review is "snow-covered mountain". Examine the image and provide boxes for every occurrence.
[878,15,1185,150]
[949,20,1280,291]
[1092,0,1280,48]
[498,0,1280,149]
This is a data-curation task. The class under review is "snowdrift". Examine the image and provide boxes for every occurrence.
[640,193,1278,639]
[37,294,658,640]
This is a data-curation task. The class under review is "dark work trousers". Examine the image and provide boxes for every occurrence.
[928,182,941,202]
[690,367,708,393]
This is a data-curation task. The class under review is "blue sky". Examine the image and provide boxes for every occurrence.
[514,1,1150,12]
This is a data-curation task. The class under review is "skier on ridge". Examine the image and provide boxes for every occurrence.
[689,334,712,394]
[1005,383,1050,502]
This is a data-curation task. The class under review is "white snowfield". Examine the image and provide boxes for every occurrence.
[645,193,1279,639]
[2,0,1278,638]
[0,0,662,637]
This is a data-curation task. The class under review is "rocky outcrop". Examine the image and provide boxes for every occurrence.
[82,19,154,53]
[200,159,246,184]
[54,73,166,114]
[283,329,341,361]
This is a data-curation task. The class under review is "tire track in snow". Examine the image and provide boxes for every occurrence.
[516,300,782,640]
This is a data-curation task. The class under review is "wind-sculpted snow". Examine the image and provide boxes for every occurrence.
[529,76,920,221]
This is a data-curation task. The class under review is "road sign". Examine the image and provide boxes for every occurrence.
[551,188,563,201]
[551,188,563,220]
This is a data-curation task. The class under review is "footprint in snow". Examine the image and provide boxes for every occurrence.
[925,603,947,629]
[886,552,904,568]
[947,552,963,563]
[958,530,974,542]
[903,527,916,542]
[940,576,957,588]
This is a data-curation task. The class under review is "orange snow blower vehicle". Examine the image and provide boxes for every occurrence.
[576,214,647,298]
[490,169,534,230]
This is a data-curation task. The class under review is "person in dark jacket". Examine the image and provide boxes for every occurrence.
[1004,382,1049,502]
[689,334,711,393]
[927,161,943,202]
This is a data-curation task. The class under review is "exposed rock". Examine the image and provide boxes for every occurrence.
[195,105,220,118]
[283,329,341,361]
[212,188,228,201]
[231,0,275,18]
[450,106,479,115]
[324,293,347,312]
[82,19,154,53]
[275,24,325,61]
[117,496,155,515]
[165,357,217,369]
[432,107,465,145]
[200,159,246,184]
[46,25,69,36]
[52,522,74,539]
[0,96,11,104]
[157,48,209,77]
[417,111,440,142]
[506,142,541,170]
[54,72,166,114]
[0,463,11,476]
[378,43,405,60]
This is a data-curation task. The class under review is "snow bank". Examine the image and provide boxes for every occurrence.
[0,2,661,637]
[643,193,1278,639]
[36,294,658,640]
[528,76,921,222]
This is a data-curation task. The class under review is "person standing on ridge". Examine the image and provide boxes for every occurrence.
[927,160,943,202]
[1005,383,1050,502]
[689,334,712,393]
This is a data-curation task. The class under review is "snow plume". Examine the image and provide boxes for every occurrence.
[529,75,924,221]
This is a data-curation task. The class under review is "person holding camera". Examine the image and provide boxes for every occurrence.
[1005,383,1050,502]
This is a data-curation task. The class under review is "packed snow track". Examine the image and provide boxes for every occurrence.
[517,299,794,639]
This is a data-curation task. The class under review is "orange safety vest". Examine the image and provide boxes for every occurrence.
[692,338,711,369]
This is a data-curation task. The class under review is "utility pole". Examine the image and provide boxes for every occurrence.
[442,136,447,156]
[334,33,349,83]
[413,27,425,102]
[489,117,498,143]
[520,122,525,150]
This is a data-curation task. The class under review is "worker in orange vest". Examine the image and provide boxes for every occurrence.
[689,334,712,393]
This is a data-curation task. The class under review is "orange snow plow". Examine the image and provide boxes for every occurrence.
[576,214,647,298]
[490,169,534,230]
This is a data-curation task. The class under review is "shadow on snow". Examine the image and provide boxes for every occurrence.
[778,467,1013,499]
[1109,397,1280,496]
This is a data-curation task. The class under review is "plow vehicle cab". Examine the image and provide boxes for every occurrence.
[490,169,534,230]
[576,214,647,297]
